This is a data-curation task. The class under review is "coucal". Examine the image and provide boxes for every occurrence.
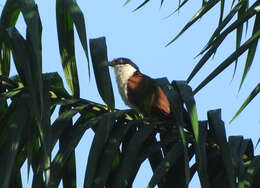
[108,57,172,121]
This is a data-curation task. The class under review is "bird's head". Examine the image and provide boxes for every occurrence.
[108,57,140,86]
[108,57,139,73]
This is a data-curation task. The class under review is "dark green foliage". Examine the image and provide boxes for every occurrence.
[0,0,260,188]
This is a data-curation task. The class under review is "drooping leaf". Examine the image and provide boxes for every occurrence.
[65,0,90,76]
[84,112,124,188]
[0,98,28,188]
[16,0,44,122]
[197,121,209,188]
[89,37,115,110]
[93,124,131,188]
[49,115,95,187]
[51,104,87,150]
[228,136,243,179]
[56,0,80,98]
[112,124,154,188]
[7,27,33,89]
[207,109,235,188]
[173,81,210,188]
[0,0,20,77]
[148,142,184,188]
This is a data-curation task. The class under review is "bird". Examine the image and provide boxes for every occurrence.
[108,57,172,121]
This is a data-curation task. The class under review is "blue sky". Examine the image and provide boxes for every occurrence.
[2,0,260,187]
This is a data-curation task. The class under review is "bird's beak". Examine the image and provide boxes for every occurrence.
[108,60,116,67]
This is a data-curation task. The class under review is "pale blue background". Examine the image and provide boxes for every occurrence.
[1,0,260,187]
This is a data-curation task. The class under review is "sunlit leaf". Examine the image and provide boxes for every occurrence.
[56,0,80,98]
[65,0,90,75]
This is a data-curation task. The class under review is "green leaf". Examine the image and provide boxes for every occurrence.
[51,104,87,149]
[31,138,45,188]
[219,0,225,26]
[172,81,210,188]
[178,125,190,186]
[193,29,260,94]
[49,115,95,187]
[43,72,71,98]
[0,98,28,188]
[123,0,131,6]
[147,142,184,188]
[7,27,49,158]
[162,0,189,19]
[146,135,164,173]
[16,0,44,118]
[243,156,260,187]
[172,81,199,141]
[59,105,77,188]
[0,0,20,77]
[230,83,260,123]
[200,1,259,56]
[112,124,154,188]
[56,0,80,98]
[197,121,209,187]
[233,0,248,79]
[7,27,33,88]
[65,0,90,76]
[187,1,249,83]
[228,136,243,180]
[239,13,260,90]
[166,0,219,46]
[84,112,123,188]
[93,124,131,188]
[90,37,115,110]
[207,109,235,188]
[133,0,150,11]
[0,88,23,101]
[175,0,189,13]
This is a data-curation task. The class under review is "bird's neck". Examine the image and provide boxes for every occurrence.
[113,64,138,107]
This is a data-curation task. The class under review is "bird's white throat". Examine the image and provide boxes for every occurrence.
[113,64,137,108]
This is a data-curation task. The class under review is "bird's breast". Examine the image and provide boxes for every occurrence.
[114,65,137,109]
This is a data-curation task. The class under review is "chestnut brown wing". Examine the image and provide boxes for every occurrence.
[127,72,171,120]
